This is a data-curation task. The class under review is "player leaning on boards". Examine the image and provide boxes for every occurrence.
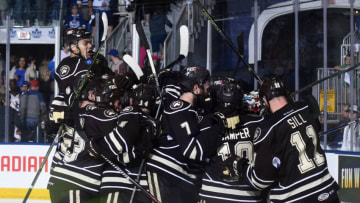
[235,76,339,203]
[145,66,225,203]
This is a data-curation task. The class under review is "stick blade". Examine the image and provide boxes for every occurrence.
[101,12,108,42]
[179,25,189,57]
[123,54,144,80]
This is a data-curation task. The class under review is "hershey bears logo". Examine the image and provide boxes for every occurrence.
[104,109,117,118]
[253,127,261,142]
[170,100,183,110]
[122,106,133,112]
[59,65,70,77]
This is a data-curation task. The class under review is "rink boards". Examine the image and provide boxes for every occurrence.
[0,144,359,202]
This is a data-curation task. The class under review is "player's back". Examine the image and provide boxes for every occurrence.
[199,114,265,203]
[250,102,339,202]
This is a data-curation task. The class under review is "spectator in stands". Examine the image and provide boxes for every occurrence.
[89,0,114,37]
[20,81,30,95]
[0,52,5,99]
[334,54,351,71]
[9,79,21,142]
[64,4,87,29]
[146,7,172,56]
[108,49,126,75]
[77,0,91,22]
[47,57,55,80]
[14,0,31,26]
[19,80,46,142]
[9,57,36,88]
[0,0,6,26]
[61,42,71,61]
[341,105,360,151]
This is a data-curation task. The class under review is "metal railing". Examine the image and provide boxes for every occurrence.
[313,68,360,117]
[103,14,132,62]
[163,0,215,68]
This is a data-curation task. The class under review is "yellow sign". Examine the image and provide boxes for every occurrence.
[319,89,335,113]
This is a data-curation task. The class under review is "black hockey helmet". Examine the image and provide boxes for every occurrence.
[179,66,210,93]
[65,27,91,45]
[216,78,243,108]
[131,84,157,113]
[259,76,289,101]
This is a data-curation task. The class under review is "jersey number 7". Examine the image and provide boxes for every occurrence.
[290,125,325,174]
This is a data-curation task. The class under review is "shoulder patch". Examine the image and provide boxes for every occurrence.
[253,127,261,142]
[59,65,70,77]
[104,109,117,118]
[85,104,97,111]
[170,100,183,110]
[122,106,134,112]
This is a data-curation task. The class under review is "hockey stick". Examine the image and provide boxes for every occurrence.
[22,12,109,203]
[320,118,360,136]
[129,159,146,203]
[290,63,360,97]
[194,0,263,85]
[135,22,161,93]
[101,155,160,203]
[123,54,144,80]
[164,25,189,70]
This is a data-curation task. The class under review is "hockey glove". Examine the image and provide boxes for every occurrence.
[158,68,179,87]
[114,74,134,90]
[216,107,240,130]
[234,158,250,179]
[212,112,227,135]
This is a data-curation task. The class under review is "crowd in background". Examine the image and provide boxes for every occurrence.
[0,0,181,143]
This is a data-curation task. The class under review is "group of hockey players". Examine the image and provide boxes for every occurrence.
[45,27,340,203]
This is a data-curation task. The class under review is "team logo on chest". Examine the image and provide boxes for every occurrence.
[104,109,117,118]
[253,127,261,142]
[170,100,183,110]
[59,65,70,77]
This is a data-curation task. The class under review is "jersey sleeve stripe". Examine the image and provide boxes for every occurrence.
[201,185,261,197]
[272,167,329,191]
[53,167,101,186]
[269,173,332,201]
[254,105,309,145]
[104,136,119,156]
[183,137,195,156]
[196,140,204,161]
[108,131,123,153]
[114,128,129,152]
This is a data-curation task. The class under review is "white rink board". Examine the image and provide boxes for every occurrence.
[0,144,357,202]
[0,144,55,201]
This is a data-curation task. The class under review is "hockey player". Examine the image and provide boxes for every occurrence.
[47,76,120,202]
[236,76,339,202]
[88,83,158,203]
[198,79,265,203]
[145,66,225,203]
[55,27,94,106]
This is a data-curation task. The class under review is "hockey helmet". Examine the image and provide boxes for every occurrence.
[65,27,91,45]
[179,66,210,93]
[216,79,243,108]
[259,76,288,101]
[131,84,157,112]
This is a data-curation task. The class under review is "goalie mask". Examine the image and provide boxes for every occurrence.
[216,79,243,111]
[132,84,157,114]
